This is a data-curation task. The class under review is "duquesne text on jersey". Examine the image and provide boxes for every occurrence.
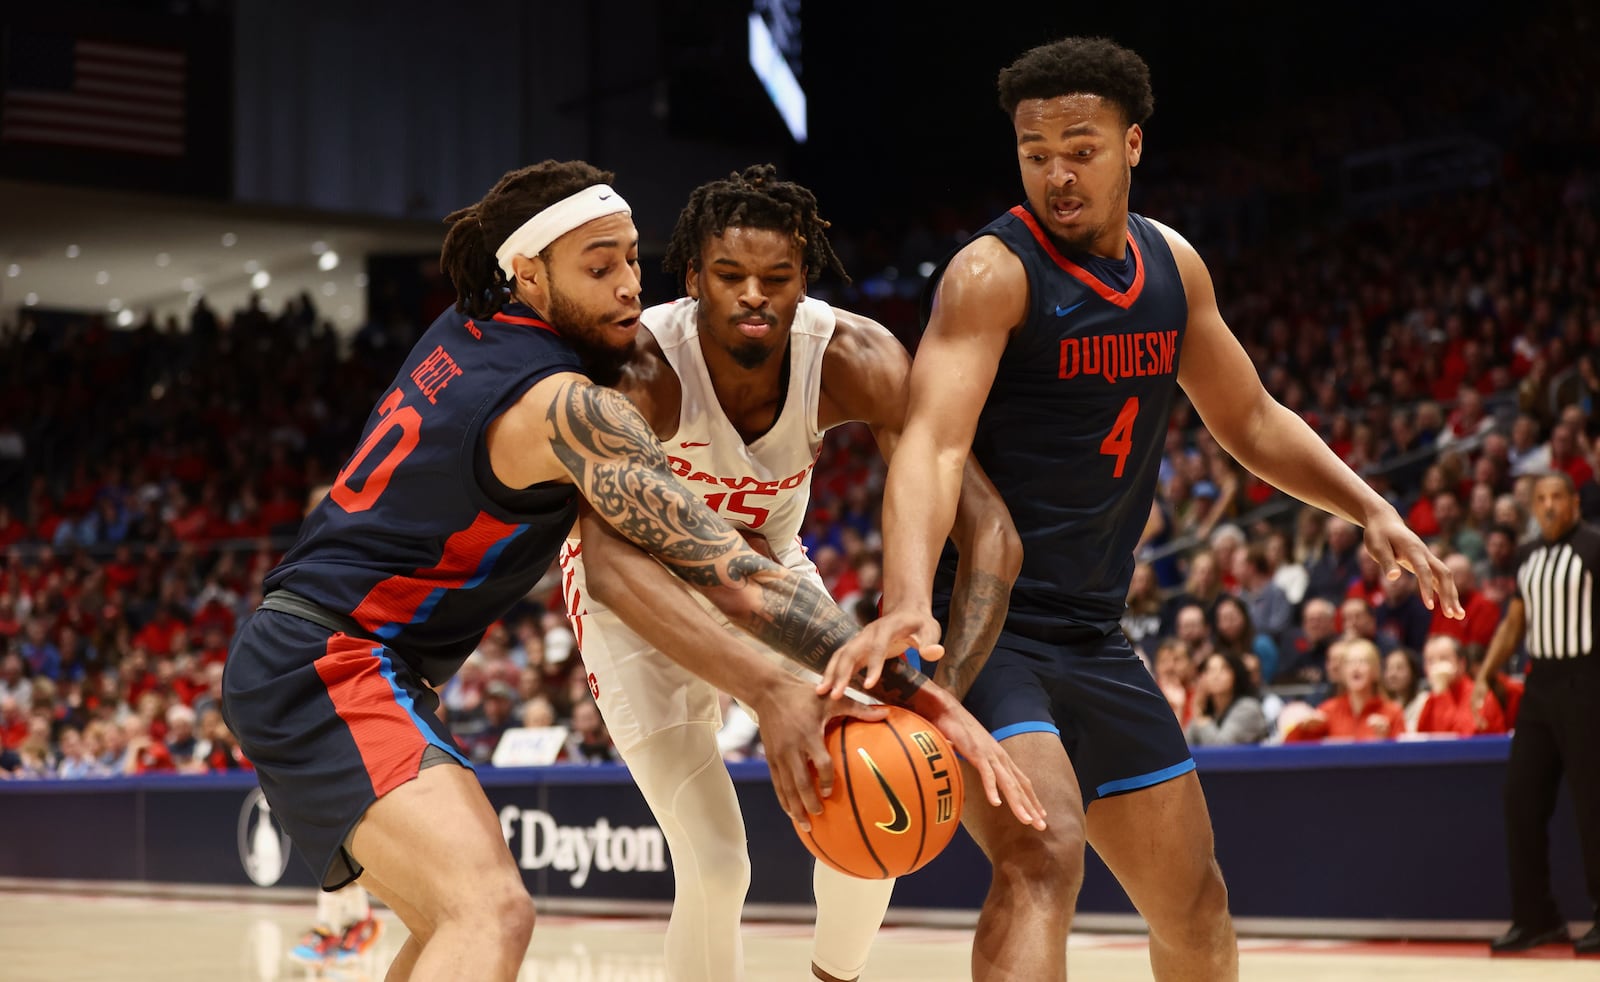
[1058,329,1179,384]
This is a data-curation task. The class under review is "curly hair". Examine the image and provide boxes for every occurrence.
[661,163,848,290]
[439,159,615,318]
[997,37,1155,128]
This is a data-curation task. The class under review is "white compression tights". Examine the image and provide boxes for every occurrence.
[625,722,897,981]
[625,722,753,981]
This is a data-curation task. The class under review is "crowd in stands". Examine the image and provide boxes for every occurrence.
[2,6,1597,777]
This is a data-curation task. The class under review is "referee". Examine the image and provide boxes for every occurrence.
[1474,472,1600,955]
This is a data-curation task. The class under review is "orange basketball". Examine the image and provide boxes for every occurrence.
[792,705,965,879]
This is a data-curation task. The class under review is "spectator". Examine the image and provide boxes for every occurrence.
[1174,603,1215,667]
[1120,562,1164,652]
[1264,528,1309,606]
[1338,596,1393,654]
[1429,553,1501,647]
[165,704,204,772]
[18,616,60,681]
[1381,648,1427,733]
[1305,639,1349,707]
[1233,544,1293,649]
[1208,524,1247,593]
[1432,491,1485,562]
[1477,523,1522,606]
[519,694,558,729]
[1277,597,1338,684]
[1407,466,1448,538]
[1151,637,1195,725]
[0,653,31,707]
[1343,550,1390,611]
[1507,414,1551,477]
[1238,651,1284,729]
[1416,635,1506,737]
[1369,566,1433,658]
[1211,593,1279,684]
[1185,651,1270,747]
[454,680,519,766]
[562,698,619,766]
[1304,516,1363,606]
[1285,640,1405,742]
[1159,549,1223,639]
[1548,422,1595,488]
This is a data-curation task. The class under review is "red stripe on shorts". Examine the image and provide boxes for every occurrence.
[316,633,429,797]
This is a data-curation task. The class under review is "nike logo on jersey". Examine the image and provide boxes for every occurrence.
[1053,300,1088,317]
[679,441,711,448]
[858,747,911,834]
[598,193,613,200]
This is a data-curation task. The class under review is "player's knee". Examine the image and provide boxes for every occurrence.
[1152,860,1230,948]
[991,820,1086,895]
[685,832,751,901]
[482,886,537,947]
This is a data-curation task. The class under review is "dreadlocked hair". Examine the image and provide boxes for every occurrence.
[997,37,1154,128]
[439,159,616,318]
[661,163,849,291]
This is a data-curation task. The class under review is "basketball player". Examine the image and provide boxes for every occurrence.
[285,484,382,967]
[566,165,1029,982]
[824,39,1464,980]
[222,160,1039,982]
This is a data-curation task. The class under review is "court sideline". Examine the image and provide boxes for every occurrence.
[4,889,1594,981]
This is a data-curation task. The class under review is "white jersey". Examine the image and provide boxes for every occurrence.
[559,295,839,751]
[649,294,834,551]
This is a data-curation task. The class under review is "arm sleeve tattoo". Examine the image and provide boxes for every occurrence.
[548,380,864,674]
[935,564,1011,701]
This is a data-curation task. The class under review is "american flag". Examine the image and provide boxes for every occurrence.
[1,33,186,157]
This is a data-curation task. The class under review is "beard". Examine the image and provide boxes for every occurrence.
[1047,163,1132,254]
[545,282,636,387]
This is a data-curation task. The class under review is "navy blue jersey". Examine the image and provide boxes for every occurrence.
[267,301,584,683]
[927,206,1188,636]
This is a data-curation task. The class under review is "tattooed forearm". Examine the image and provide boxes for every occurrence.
[935,566,1012,701]
[550,382,739,567]
[723,556,860,673]
[551,380,862,669]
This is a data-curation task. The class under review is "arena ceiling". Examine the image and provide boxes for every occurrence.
[0,179,443,333]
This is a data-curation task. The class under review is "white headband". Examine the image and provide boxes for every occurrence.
[494,183,631,281]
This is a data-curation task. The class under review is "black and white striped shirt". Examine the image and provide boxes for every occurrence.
[1514,522,1600,660]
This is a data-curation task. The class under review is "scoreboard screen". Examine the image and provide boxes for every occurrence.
[748,0,805,143]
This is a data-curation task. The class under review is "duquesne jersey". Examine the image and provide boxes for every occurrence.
[924,205,1189,637]
[267,301,584,684]
[642,295,833,551]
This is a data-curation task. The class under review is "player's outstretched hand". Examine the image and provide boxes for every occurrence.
[753,677,887,831]
[918,688,1047,830]
[1363,509,1465,619]
[817,609,944,699]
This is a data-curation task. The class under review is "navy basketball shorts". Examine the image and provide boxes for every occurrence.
[221,609,471,889]
[939,627,1193,806]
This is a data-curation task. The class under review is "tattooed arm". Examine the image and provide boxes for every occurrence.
[819,310,1022,702]
[548,374,1044,828]
[938,470,1020,701]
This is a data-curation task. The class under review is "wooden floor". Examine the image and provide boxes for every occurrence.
[4,890,1594,981]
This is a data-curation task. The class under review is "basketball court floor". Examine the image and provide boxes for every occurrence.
[4,888,1594,981]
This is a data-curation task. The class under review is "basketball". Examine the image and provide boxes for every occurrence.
[792,706,965,879]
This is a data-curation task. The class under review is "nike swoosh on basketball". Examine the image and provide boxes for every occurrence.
[857,747,910,834]
[679,441,711,448]
[1054,300,1088,317]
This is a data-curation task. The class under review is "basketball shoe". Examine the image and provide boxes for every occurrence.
[330,915,382,963]
[288,925,341,964]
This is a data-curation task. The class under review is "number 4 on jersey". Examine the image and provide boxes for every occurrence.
[1100,396,1139,478]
